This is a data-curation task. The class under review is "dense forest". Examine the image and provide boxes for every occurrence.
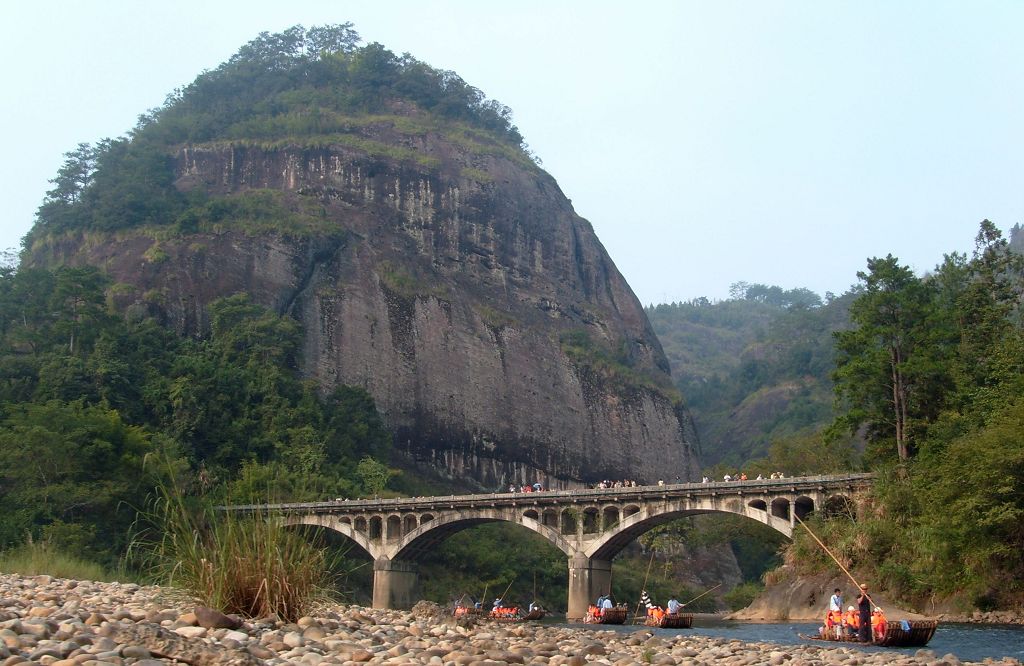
[2,21,1023,613]
[650,222,1024,610]
[647,285,852,469]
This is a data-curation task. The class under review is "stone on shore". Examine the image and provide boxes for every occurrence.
[0,573,1012,666]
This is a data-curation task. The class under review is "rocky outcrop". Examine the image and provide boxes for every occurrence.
[31,118,700,487]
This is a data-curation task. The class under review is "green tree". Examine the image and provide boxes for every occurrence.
[831,255,945,461]
[0,401,154,560]
[49,266,110,355]
[356,456,391,496]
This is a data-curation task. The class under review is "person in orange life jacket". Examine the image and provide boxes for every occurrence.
[844,605,860,637]
[871,607,887,640]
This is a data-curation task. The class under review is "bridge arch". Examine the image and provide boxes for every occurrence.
[389,509,576,561]
[282,514,380,560]
[824,494,855,518]
[583,504,794,562]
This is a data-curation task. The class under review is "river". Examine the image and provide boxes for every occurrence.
[559,618,1024,663]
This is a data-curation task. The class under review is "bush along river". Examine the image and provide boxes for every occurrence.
[562,617,1024,664]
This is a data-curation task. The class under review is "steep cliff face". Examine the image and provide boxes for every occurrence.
[33,118,700,487]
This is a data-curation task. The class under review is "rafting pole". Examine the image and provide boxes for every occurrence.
[497,577,515,607]
[793,513,875,608]
[632,551,657,624]
[681,583,722,607]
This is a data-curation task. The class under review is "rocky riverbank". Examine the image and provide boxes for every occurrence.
[932,611,1024,626]
[0,573,1019,666]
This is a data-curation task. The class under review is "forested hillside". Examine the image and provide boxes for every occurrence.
[0,264,395,563]
[797,222,1024,611]
[647,285,853,468]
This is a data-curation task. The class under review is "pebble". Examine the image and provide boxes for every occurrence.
[0,574,1016,666]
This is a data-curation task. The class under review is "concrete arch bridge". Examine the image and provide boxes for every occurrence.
[225,473,872,619]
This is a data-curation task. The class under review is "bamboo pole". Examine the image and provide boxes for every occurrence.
[496,578,515,607]
[681,583,722,607]
[632,551,656,624]
[794,513,875,608]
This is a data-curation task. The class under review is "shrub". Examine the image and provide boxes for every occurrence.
[0,538,115,582]
[132,464,339,621]
[723,581,763,611]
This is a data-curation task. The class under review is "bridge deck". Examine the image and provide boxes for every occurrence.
[224,473,873,514]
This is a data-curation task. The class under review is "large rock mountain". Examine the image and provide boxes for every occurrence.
[28,31,700,489]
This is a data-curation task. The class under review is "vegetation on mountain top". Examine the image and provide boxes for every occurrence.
[27,23,528,248]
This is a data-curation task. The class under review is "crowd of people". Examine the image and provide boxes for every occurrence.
[504,473,793,493]
[698,471,787,483]
[507,482,545,492]
[820,584,887,642]
[594,479,639,488]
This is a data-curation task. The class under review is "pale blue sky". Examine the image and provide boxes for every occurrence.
[2,1,1022,304]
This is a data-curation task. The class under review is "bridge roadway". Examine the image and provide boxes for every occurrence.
[225,473,873,618]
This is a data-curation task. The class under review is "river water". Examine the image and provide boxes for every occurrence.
[560,619,1024,663]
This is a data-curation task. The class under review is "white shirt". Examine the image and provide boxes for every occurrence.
[601,598,613,609]
[829,594,842,612]
[667,599,681,613]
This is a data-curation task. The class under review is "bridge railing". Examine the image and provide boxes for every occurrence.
[221,473,874,514]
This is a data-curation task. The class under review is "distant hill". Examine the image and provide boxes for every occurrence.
[647,285,854,468]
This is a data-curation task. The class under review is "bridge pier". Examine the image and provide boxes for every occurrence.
[567,554,612,621]
[372,558,418,609]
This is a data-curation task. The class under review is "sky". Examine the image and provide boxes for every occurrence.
[2,1,1022,305]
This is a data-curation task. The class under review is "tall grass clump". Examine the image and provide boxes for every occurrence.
[132,462,339,622]
[0,538,114,582]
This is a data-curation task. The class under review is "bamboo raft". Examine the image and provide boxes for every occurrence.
[875,620,939,647]
[455,606,547,622]
[645,613,693,629]
[452,606,486,620]
[584,606,629,624]
[802,620,938,648]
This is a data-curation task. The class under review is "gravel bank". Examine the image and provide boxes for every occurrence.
[0,574,1018,666]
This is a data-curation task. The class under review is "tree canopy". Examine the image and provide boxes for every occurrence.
[0,264,393,565]
[28,24,525,244]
